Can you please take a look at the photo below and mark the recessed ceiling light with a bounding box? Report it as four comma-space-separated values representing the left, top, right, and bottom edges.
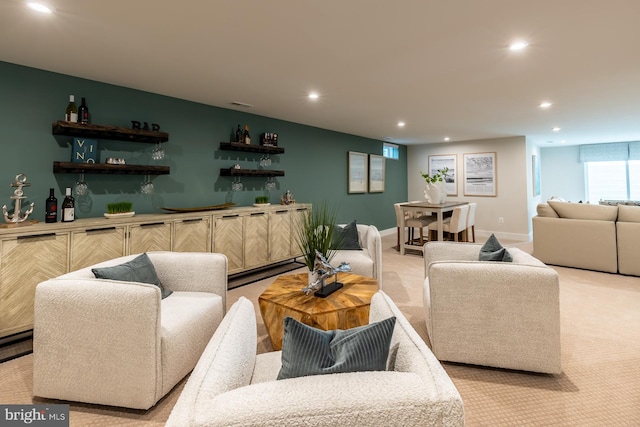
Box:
397, 121, 405, 128
509, 41, 529, 51
552, 127, 561, 132
560, 140, 566, 144
26, 2, 54, 13
308, 92, 319, 100
539, 101, 552, 108
444, 137, 450, 141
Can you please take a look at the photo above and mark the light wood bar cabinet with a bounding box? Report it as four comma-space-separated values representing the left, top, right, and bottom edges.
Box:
0, 203, 310, 339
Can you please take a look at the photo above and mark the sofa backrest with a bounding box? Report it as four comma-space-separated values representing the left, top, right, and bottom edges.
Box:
617, 205, 640, 223
547, 200, 618, 221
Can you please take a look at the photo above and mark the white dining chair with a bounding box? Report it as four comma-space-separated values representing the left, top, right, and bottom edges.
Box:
428, 204, 469, 242
394, 203, 434, 249
464, 202, 477, 242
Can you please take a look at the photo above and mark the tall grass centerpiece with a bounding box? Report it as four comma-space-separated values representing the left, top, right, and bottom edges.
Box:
295, 203, 341, 273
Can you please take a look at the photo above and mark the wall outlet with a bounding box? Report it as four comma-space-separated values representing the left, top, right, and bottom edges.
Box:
498, 217, 504, 224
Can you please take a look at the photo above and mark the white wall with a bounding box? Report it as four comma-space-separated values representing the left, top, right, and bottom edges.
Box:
539, 145, 585, 202
407, 136, 531, 241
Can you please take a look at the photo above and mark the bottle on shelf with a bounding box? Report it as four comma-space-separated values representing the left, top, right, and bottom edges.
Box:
45, 188, 58, 223
78, 97, 89, 124
61, 187, 75, 222
65, 95, 78, 123
243, 125, 251, 145
235, 124, 242, 143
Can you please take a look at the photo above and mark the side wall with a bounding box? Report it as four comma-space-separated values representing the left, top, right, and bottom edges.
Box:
0, 61, 407, 230
407, 136, 530, 241
539, 145, 585, 202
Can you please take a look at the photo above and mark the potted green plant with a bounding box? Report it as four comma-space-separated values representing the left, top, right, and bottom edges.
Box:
420, 167, 448, 204
254, 196, 270, 207
104, 201, 135, 218
295, 203, 341, 281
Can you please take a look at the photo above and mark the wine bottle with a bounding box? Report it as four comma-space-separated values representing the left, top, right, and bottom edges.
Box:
235, 124, 242, 143
61, 187, 75, 222
45, 188, 58, 223
78, 97, 89, 124
65, 95, 78, 122
243, 125, 251, 144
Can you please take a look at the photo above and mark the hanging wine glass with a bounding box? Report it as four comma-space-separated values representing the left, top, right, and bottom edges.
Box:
231, 176, 243, 191
265, 177, 276, 191
140, 175, 154, 195
74, 173, 89, 196
152, 142, 165, 160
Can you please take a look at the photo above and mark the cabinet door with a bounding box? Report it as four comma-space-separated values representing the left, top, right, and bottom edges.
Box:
70, 226, 126, 270
214, 214, 243, 273
128, 222, 171, 254
290, 206, 309, 257
173, 217, 211, 252
269, 209, 292, 261
0, 232, 69, 338
244, 212, 269, 269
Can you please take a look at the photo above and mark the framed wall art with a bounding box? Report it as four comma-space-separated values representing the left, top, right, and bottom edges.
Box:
348, 151, 368, 193
368, 154, 385, 193
463, 152, 497, 197
428, 154, 457, 196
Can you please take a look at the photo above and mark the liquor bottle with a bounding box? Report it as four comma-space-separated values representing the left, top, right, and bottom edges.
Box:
45, 188, 58, 223
78, 97, 89, 124
65, 95, 78, 122
243, 125, 250, 144
61, 187, 75, 222
235, 124, 242, 143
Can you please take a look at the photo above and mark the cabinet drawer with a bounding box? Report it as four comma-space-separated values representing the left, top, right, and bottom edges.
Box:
128, 222, 171, 254
70, 226, 126, 270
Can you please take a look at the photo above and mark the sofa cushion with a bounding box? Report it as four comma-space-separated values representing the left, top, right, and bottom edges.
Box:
92, 253, 172, 299
331, 220, 362, 250
277, 316, 396, 380
536, 203, 559, 218
548, 200, 618, 221
617, 205, 640, 223
479, 234, 513, 262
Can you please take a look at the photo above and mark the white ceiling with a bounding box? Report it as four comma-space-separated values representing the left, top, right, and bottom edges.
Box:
2, 0, 640, 147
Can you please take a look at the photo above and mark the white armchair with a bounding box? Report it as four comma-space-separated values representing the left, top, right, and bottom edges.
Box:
422, 241, 561, 374
33, 251, 228, 409
331, 224, 383, 288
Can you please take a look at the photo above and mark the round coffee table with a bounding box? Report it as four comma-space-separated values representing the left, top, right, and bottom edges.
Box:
258, 272, 379, 350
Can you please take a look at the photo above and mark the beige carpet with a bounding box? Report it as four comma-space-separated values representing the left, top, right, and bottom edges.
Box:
1, 235, 639, 426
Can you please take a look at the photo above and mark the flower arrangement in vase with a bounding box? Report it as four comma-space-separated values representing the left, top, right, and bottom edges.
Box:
420, 167, 449, 204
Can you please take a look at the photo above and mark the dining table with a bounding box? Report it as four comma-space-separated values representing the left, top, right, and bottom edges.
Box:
399, 201, 469, 255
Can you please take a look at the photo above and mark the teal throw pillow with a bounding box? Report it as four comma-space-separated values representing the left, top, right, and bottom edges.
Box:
277, 316, 396, 380
92, 253, 173, 299
331, 220, 361, 250
479, 234, 513, 262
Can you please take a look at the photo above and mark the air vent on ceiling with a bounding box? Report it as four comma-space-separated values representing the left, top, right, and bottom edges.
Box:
231, 101, 254, 108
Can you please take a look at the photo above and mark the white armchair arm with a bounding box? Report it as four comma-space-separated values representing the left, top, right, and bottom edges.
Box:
147, 252, 228, 310
33, 278, 163, 408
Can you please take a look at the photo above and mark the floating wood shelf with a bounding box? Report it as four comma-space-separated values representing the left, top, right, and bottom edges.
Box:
220, 168, 284, 177
52, 121, 169, 144
53, 162, 170, 175
220, 142, 284, 154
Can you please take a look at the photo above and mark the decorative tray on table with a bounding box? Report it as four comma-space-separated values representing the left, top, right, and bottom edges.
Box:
160, 202, 237, 213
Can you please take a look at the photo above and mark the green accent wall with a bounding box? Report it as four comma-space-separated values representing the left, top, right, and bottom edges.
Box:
0, 61, 406, 230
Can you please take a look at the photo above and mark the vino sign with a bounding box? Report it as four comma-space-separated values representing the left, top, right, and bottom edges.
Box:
71, 138, 98, 163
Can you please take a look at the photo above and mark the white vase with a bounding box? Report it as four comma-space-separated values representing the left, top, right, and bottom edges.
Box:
424, 181, 448, 204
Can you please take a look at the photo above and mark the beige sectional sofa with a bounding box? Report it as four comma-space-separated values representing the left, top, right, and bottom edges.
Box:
532, 200, 640, 275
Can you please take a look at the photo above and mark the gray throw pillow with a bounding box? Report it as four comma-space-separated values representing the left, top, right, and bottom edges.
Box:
277, 316, 396, 380
479, 234, 513, 262
92, 253, 172, 299
331, 220, 361, 250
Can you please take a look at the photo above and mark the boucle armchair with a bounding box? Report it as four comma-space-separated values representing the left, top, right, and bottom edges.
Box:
423, 241, 561, 374
33, 251, 228, 410
166, 292, 464, 426
331, 223, 383, 288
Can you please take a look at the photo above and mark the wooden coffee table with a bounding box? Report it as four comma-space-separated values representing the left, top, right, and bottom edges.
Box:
258, 272, 379, 350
